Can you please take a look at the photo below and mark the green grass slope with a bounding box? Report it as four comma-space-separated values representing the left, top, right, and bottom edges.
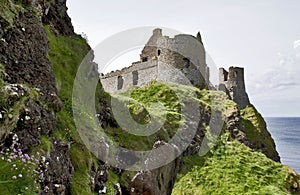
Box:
241, 105, 280, 161
172, 133, 299, 195
100, 81, 300, 194
108, 82, 299, 195
45, 26, 100, 194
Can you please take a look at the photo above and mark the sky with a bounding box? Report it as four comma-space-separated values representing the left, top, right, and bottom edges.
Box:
66, 0, 300, 117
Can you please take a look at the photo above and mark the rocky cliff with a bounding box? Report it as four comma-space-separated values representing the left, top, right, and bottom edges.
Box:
0, 0, 299, 195
0, 0, 98, 194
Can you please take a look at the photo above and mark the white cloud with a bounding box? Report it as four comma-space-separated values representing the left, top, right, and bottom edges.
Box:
247, 50, 300, 96
293, 40, 300, 49
294, 40, 300, 59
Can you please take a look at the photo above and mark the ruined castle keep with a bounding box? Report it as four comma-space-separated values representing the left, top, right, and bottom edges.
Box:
100, 28, 209, 93
100, 28, 250, 109
219, 67, 250, 109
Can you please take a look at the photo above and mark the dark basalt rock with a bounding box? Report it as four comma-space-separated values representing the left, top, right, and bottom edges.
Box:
90, 165, 109, 194
0, 11, 60, 107
41, 0, 75, 36
41, 138, 73, 195
14, 100, 56, 151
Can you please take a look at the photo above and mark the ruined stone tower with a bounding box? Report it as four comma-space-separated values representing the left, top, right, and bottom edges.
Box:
100, 29, 250, 111
100, 28, 209, 93
219, 67, 250, 109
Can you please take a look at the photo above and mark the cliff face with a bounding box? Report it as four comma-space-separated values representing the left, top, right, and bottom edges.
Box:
0, 0, 81, 194
0, 1, 298, 195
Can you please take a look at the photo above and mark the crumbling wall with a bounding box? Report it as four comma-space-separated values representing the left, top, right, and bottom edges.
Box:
148, 30, 208, 85
100, 28, 210, 93
219, 67, 250, 109
101, 60, 158, 93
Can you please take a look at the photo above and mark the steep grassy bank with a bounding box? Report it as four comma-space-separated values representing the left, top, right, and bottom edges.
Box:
45, 26, 101, 194
101, 81, 299, 194
172, 133, 299, 194
240, 105, 280, 161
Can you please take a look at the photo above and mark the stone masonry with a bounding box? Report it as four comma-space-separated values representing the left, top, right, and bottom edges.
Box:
100, 28, 250, 110
100, 28, 209, 93
219, 67, 250, 109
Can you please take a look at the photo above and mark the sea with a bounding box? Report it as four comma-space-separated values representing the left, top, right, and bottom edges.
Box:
265, 117, 300, 173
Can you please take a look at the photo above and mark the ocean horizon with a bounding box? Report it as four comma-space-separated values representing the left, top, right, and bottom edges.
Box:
265, 117, 300, 173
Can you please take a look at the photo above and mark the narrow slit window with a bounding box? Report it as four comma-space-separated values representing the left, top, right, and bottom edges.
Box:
132, 71, 138, 85
117, 76, 124, 90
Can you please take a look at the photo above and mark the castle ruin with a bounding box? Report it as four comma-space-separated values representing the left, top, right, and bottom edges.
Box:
219, 67, 250, 109
100, 28, 209, 93
100, 28, 250, 109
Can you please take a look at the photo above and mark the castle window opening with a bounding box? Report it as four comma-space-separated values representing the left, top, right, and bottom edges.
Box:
183, 58, 190, 68
224, 76, 227, 81
132, 71, 138, 85
234, 71, 238, 78
117, 76, 124, 90
157, 49, 161, 56
223, 71, 228, 81
142, 57, 148, 62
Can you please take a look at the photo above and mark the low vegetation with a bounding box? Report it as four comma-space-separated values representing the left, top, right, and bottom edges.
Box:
173, 133, 299, 195
45, 25, 100, 194
241, 105, 279, 160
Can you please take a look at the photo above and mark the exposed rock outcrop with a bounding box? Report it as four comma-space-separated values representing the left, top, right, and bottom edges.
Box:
41, 0, 74, 36
42, 138, 73, 195
0, 0, 74, 193
0, 11, 59, 104
129, 141, 182, 195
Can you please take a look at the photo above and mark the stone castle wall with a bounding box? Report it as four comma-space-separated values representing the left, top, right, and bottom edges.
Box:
100, 60, 158, 93
219, 67, 250, 109
101, 29, 250, 113
100, 28, 209, 93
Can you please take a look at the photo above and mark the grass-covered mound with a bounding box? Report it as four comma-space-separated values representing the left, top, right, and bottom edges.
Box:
105, 82, 185, 151
99, 82, 225, 190
172, 133, 300, 195
104, 81, 229, 151
241, 105, 280, 161
102, 82, 299, 194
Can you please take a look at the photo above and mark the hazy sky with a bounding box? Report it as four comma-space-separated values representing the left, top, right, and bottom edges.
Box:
67, 0, 300, 117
